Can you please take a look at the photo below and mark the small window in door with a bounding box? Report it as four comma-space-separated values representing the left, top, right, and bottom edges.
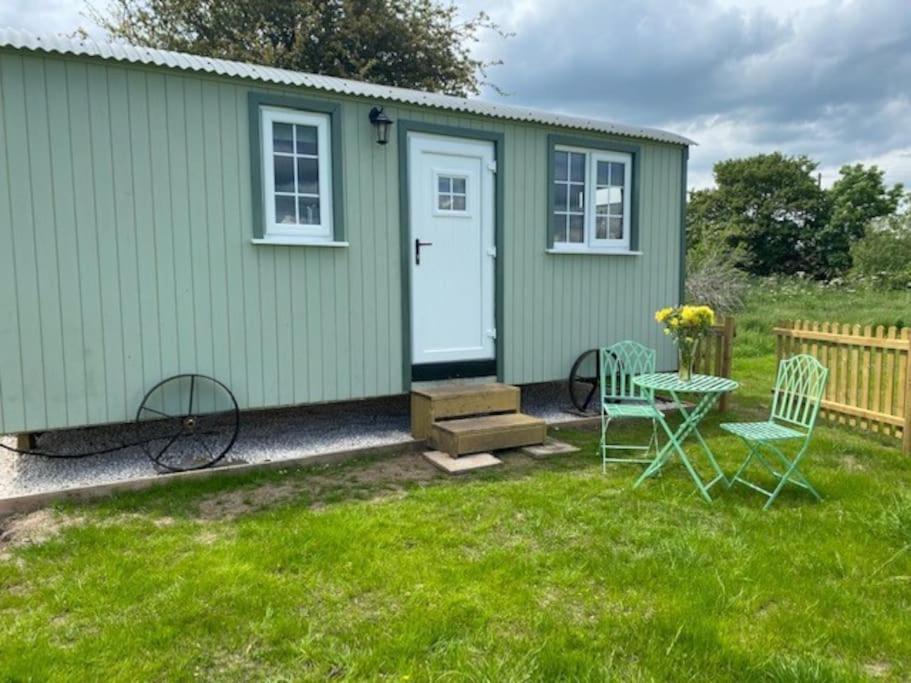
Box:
436, 174, 468, 213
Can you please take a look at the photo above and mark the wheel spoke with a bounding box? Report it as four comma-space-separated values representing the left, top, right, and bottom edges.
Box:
139, 406, 174, 419
582, 384, 598, 410
156, 431, 183, 460
192, 433, 214, 460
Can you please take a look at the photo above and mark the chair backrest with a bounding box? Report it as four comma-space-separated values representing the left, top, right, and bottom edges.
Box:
600, 341, 656, 403
769, 354, 829, 432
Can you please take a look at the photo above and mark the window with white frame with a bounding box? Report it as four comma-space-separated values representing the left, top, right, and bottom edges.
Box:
436, 174, 468, 212
551, 146, 632, 251
261, 106, 333, 241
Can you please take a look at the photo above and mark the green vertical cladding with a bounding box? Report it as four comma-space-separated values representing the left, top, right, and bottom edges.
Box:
0, 48, 687, 434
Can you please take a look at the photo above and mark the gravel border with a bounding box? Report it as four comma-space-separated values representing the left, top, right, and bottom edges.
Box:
0, 380, 684, 501
1, 382, 598, 500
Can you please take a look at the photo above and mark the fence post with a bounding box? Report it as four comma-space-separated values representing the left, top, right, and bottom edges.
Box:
718, 316, 735, 412
904, 332, 911, 456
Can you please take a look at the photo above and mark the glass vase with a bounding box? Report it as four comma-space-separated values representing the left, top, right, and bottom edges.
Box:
678, 339, 698, 382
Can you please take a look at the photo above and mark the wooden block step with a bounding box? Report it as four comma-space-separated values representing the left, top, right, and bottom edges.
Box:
430, 412, 547, 457
422, 451, 502, 475
411, 383, 521, 439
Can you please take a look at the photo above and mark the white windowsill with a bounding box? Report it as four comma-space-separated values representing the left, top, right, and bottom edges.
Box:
252, 237, 350, 247
546, 247, 642, 256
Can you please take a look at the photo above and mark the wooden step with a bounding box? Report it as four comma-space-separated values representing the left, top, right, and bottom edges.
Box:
430, 413, 547, 457
411, 383, 520, 439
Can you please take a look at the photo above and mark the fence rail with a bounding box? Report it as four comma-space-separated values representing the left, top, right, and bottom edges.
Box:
696, 317, 736, 411
774, 320, 911, 454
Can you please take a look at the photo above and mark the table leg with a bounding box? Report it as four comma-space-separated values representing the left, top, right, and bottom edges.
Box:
669, 390, 729, 491
633, 390, 728, 501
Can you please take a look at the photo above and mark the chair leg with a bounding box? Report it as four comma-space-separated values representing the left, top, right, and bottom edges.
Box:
731, 438, 822, 509
728, 440, 760, 488
601, 415, 659, 468
762, 444, 821, 508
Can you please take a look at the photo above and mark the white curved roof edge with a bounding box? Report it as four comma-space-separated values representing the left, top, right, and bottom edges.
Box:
0, 27, 695, 146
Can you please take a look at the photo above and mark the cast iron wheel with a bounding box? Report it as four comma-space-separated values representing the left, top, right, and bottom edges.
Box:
568, 348, 622, 413
135, 374, 239, 472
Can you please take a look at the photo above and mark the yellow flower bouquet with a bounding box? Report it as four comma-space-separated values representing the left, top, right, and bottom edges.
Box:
654, 305, 716, 381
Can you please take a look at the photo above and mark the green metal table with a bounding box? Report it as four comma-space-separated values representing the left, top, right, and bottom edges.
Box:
632, 373, 739, 502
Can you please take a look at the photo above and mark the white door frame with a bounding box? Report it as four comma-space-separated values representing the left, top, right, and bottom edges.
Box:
400, 124, 501, 384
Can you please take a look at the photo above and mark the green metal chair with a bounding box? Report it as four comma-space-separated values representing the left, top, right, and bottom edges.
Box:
599, 341, 662, 473
722, 354, 829, 510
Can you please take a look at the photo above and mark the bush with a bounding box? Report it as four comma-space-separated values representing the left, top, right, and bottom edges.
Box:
850, 213, 911, 290
685, 247, 748, 315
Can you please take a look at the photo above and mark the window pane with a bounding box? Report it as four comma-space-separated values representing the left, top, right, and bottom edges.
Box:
275, 195, 296, 224
273, 123, 294, 153
597, 161, 610, 186
595, 186, 623, 221
298, 196, 321, 225
551, 213, 568, 243
438, 176, 451, 193
609, 162, 625, 185
569, 153, 585, 182
568, 184, 584, 212
609, 190, 624, 216
438, 194, 452, 210
452, 195, 466, 211
554, 151, 568, 182
297, 157, 319, 194
296, 125, 318, 155
596, 215, 608, 240
273, 155, 295, 192
554, 183, 568, 211
609, 216, 623, 239
452, 177, 466, 194
568, 214, 584, 242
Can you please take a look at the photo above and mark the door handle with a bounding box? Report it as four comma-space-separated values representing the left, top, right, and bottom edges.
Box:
414, 238, 433, 265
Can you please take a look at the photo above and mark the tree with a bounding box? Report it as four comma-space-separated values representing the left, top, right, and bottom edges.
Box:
89, 0, 504, 96
807, 164, 904, 277
850, 211, 911, 290
686, 153, 826, 276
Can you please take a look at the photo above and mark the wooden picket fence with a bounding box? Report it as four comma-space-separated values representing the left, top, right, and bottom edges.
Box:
774, 320, 911, 454
695, 316, 736, 411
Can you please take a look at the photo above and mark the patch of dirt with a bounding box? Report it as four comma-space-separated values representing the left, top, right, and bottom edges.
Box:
0, 509, 84, 559
194, 453, 441, 520
196, 483, 301, 521
840, 454, 867, 472
195, 529, 220, 545
863, 661, 892, 678
342, 453, 440, 486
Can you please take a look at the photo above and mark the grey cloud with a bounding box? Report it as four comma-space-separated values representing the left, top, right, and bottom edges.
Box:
476, 0, 911, 185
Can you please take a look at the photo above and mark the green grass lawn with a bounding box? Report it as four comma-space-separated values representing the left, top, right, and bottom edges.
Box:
2, 281, 910, 681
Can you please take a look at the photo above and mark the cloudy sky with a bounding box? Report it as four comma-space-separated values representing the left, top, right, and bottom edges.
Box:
2, 0, 910, 190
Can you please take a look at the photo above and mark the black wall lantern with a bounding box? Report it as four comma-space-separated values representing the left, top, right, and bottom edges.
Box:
369, 106, 393, 145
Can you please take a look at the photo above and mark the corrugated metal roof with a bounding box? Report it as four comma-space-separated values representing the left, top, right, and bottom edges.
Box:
0, 28, 695, 146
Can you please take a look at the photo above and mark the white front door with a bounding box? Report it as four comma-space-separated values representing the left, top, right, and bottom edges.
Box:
408, 132, 496, 369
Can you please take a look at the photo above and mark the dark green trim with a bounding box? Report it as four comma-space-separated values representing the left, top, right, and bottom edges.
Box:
412, 360, 498, 382
545, 134, 642, 250
247, 91, 345, 241
397, 120, 506, 391
679, 147, 689, 305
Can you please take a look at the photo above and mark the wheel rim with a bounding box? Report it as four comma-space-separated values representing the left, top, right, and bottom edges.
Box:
135, 374, 240, 472
568, 349, 601, 413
